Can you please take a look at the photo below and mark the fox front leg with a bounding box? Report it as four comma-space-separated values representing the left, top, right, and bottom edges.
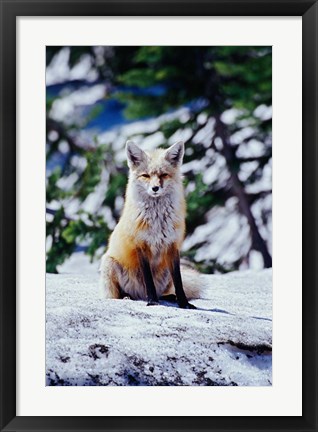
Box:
140, 256, 159, 306
170, 253, 196, 310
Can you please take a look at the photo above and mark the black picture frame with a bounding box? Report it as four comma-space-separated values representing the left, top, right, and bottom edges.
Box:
0, 1, 317, 431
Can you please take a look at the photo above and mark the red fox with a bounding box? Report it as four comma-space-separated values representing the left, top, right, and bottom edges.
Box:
99, 140, 200, 308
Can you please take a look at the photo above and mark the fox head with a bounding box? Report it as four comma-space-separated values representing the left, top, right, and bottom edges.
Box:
126, 140, 184, 198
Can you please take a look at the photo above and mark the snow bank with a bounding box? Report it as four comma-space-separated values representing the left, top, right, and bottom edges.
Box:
46, 269, 272, 386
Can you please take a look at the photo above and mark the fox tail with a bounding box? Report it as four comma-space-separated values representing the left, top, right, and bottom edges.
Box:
163, 263, 208, 300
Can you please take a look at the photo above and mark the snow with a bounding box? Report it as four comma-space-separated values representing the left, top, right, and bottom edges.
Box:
231, 127, 256, 145
182, 206, 251, 264
57, 251, 100, 275
46, 47, 98, 85
236, 139, 265, 158
50, 84, 106, 123
46, 269, 272, 386
254, 104, 272, 121
221, 108, 241, 125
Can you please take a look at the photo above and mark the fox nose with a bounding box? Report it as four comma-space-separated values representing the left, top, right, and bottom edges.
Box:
152, 186, 159, 192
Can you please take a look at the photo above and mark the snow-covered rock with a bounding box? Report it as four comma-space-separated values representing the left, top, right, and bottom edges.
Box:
46, 270, 272, 386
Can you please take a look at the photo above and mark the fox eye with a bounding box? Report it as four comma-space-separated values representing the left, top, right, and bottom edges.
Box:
141, 173, 150, 178
161, 173, 169, 178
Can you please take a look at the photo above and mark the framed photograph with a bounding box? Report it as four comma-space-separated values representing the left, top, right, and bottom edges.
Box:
0, 0, 317, 431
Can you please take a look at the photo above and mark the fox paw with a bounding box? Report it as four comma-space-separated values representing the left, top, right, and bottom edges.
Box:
147, 300, 159, 306
180, 302, 197, 310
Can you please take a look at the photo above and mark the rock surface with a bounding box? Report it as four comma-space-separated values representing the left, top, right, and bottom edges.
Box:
46, 270, 272, 386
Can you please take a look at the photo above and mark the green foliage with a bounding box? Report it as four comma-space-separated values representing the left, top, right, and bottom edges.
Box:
160, 118, 190, 140
115, 92, 165, 119
46, 208, 111, 273
46, 207, 76, 273
62, 214, 110, 258
185, 175, 220, 234
86, 219, 110, 260
46, 168, 63, 202
114, 46, 272, 118
76, 145, 106, 200
62, 219, 88, 244
46, 168, 72, 201
103, 172, 127, 209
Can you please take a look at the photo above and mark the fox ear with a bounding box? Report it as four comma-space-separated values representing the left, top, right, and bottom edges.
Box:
165, 141, 184, 166
126, 141, 147, 167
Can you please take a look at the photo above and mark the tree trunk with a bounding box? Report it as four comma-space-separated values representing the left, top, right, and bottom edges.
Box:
214, 116, 272, 268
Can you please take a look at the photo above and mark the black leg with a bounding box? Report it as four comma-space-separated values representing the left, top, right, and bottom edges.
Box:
140, 256, 159, 306
171, 253, 196, 309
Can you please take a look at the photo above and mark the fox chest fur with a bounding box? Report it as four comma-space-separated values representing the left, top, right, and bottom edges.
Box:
133, 193, 185, 254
